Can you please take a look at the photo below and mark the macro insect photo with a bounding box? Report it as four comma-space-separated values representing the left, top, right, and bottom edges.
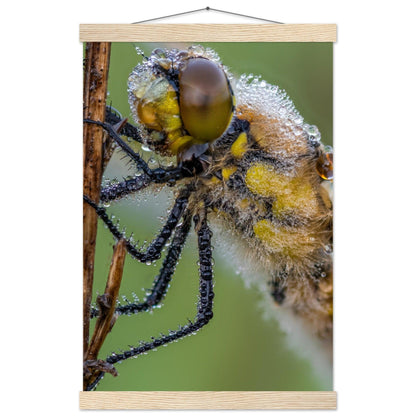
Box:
83, 42, 333, 392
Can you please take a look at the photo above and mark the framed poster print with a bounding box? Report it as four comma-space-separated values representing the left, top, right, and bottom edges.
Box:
81, 23, 336, 409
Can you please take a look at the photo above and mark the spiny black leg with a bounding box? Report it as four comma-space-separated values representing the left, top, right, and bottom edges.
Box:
100, 169, 187, 202
84, 118, 151, 175
102, 212, 214, 367
84, 188, 190, 266
108, 210, 192, 317
86, 213, 213, 390
100, 175, 151, 203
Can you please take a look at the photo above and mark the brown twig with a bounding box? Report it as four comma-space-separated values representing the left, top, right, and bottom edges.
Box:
83, 238, 127, 390
83, 42, 111, 358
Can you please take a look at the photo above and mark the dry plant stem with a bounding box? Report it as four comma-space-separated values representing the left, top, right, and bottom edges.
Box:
87, 238, 127, 360
83, 42, 111, 358
83, 239, 127, 390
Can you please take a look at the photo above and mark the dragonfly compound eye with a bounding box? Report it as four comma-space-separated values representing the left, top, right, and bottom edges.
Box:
179, 58, 234, 143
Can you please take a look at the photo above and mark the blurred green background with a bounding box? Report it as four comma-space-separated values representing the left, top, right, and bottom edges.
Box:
90, 42, 333, 391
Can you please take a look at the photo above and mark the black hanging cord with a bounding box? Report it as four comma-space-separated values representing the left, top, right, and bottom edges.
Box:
132, 6, 283, 25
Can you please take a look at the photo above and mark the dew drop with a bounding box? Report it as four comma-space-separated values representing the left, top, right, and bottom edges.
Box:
189, 45, 204, 55
141, 144, 151, 152
135, 46, 144, 57
316, 152, 333, 181
147, 157, 158, 169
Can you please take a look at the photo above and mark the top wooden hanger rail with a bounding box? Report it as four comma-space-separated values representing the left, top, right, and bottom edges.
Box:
79, 24, 337, 42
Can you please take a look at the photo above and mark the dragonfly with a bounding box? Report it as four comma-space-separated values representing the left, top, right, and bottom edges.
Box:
84, 42, 333, 391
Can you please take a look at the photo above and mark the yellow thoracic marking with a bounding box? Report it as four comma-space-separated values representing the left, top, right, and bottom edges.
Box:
253, 219, 316, 258
253, 219, 285, 252
221, 166, 237, 180
245, 163, 319, 218
272, 180, 318, 217
230, 132, 248, 159
245, 163, 279, 197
